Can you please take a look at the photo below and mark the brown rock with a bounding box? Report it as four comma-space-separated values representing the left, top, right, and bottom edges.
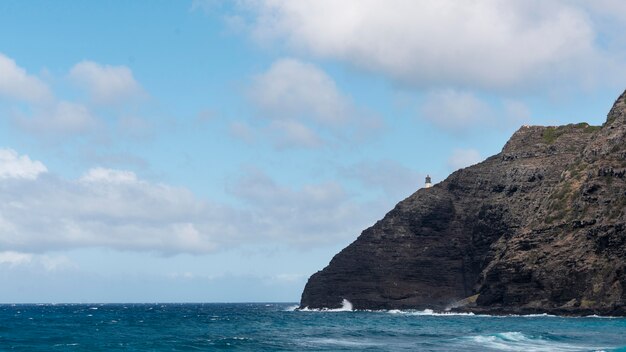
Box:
299, 90, 626, 316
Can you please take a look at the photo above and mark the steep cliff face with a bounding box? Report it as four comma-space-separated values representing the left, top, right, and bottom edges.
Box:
300, 90, 626, 315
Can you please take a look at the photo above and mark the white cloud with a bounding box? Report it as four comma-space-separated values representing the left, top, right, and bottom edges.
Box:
0, 150, 380, 254
0, 166, 219, 254
39, 254, 75, 272
227, 168, 382, 246
447, 148, 483, 170
80, 167, 138, 183
69, 61, 144, 104
0, 149, 47, 180
13, 101, 99, 137
0, 53, 52, 103
0, 251, 33, 267
237, 0, 619, 90
0, 251, 74, 271
243, 58, 381, 148
0, 54, 154, 144
250, 58, 352, 125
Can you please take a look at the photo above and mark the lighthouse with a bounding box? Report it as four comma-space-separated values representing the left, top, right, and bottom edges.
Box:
425, 175, 432, 188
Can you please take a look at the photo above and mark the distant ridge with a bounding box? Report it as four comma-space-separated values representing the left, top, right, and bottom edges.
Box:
300, 90, 626, 316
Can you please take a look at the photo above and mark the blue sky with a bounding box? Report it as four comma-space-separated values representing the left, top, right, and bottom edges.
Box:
0, 0, 625, 303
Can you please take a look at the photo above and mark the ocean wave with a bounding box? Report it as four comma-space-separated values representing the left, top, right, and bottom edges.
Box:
298, 299, 353, 312
461, 331, 607, 352
292, 304, 622, 320
386, 308, 479, 316
302, 337, 382, 348
284, 305, 299, 311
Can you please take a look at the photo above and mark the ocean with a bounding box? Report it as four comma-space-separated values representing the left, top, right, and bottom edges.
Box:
1, 303, 625, 351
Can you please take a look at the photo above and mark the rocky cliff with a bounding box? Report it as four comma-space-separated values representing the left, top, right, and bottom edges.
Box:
300, 90, 626, 316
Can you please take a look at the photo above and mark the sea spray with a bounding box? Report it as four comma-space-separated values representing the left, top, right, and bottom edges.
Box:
298, 298, 353, 312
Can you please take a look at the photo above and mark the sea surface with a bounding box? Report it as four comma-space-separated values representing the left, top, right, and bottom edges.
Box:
1, 302, 625, 351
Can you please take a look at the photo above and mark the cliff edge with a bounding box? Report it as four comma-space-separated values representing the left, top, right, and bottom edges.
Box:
299, 90, 626, 316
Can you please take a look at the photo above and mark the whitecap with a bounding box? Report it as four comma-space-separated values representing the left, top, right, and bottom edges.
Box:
462, 331, 607, 352
284, 305, 299, 311
383, 308, 479, 316
583, 314, 620, 319
304, 338, 382, 348
299, 299, 353, 312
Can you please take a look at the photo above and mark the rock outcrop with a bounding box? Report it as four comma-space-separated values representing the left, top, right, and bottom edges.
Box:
300, 90, 626, 316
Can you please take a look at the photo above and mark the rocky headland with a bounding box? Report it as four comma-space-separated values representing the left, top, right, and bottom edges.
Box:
300, 90, 626, 316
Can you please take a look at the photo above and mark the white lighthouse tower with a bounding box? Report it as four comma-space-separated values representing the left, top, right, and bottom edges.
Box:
425, 175, 432, 188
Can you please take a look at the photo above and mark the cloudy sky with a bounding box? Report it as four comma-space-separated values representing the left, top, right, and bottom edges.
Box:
0, 0, 625, 303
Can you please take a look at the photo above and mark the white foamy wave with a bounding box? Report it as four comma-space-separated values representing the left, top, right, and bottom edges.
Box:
583, 314, 620, 319
284, 305, 299, 311
515, 313, 556, 318
388, 308, 478, 316
463, 331, 607, 352
299, 299, 354, 312
303, 337, 382, 348
383, 309, 561, 318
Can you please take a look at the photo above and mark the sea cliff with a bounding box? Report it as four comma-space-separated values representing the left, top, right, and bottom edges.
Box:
300, 90, 626, 316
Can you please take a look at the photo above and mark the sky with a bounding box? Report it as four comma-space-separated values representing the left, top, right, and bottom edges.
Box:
0, 0, 625, 303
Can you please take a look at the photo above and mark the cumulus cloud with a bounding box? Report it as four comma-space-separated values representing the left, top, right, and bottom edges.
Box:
235, 0, 620, 90
447, 148, 483, 170
0, 251, 74, 271
69, 61, 144, 104
13, 101, 99, 137
80, 167, 138, 183
0, 251, 33, 267
0, 150, 379, 254
250, 58, 352, 125
242, 58, 381, 148
0, 54, 154, 145
0, 167, 221, 254
228, 168, 381, 245
0, 53, 52, 103
0, 149, 48, 180
0, 54, 98, 139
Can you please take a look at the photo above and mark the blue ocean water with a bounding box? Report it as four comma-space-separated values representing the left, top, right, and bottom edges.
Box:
0, 303, 625, 351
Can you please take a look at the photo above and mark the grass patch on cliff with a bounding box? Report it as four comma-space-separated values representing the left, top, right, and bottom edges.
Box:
567, 160, 587, 180
546, 181, 574, 223
575, 122, 602, 133
543, 123, 601, 145
542, 127, 565, 144
584, 125, 602, 133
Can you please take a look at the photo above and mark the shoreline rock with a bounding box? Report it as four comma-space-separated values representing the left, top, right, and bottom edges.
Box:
299, 90, 626, 316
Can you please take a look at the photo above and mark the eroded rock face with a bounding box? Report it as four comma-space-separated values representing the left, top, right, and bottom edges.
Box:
300, 90, 626, 316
